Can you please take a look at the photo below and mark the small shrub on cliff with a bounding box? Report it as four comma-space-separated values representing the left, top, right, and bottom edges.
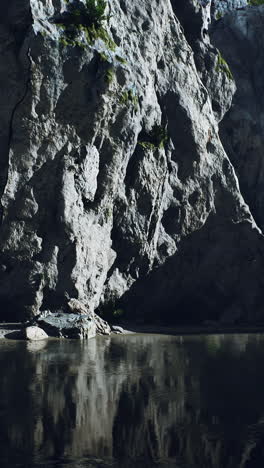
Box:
138, 124, 168, 150
98, 301, 126, 323
115, 55, 127, 64
150, 124, 168, 148
248, 0, 264, 5
105, 67, 115, 84
216, 52, 233, 81
113, 308, 125, 318
55, 0, 116, 49
120, 89, 138, 108
63, 0, 107, 29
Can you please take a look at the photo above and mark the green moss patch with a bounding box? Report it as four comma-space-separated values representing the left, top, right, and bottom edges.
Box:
120, 89, 138, 108
216, 52, 233, 81
138, 124, 168, 150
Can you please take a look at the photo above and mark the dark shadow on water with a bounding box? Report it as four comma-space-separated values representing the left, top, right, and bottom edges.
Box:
1, 334, 264, 467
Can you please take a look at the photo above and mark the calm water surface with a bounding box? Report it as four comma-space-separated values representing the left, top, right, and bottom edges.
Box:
0, 333, 264, 468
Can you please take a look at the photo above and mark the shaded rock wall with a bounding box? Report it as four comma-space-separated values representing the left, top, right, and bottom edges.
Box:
0, 0, 263, 323
211, 5, 264, 230
211, 0, 248, 17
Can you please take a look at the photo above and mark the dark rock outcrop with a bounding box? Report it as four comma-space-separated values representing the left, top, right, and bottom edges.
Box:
0, 0, 264, 325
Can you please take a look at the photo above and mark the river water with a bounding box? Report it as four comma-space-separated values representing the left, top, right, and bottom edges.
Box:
0, 333, 264, 468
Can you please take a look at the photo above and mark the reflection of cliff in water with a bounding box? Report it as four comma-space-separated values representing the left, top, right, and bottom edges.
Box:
1, 334, 264, 467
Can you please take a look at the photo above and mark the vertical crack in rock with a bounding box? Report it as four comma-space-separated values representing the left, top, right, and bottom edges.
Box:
1, 47, 32, 223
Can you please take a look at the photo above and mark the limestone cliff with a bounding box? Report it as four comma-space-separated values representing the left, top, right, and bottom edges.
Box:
0, 0, 263, 324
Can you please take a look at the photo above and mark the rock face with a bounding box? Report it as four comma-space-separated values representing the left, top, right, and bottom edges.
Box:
36, 312, 96, 339
0, 0, 264, 325
211, 5, 264, 231
211, 0, 248, 17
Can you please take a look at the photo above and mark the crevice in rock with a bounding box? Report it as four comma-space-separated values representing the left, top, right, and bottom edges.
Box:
158, 92, 200, 182
170, 0, 204, 51
0, 41, 32, 224
162, 205, 181, 236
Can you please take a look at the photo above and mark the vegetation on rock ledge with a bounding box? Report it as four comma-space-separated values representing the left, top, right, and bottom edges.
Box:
216, 52, 233, 81
138, 124, 168, 150
248, 0, 264, 5
120, 89, 138, 109
55, 0, 116, 50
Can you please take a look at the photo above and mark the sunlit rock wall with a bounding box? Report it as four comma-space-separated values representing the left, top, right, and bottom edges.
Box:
0, 0, 264, 324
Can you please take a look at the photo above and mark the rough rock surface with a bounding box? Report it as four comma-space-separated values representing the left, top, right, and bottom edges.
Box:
94, 313, 111, 335
24, 325, 49, 340
211, 0, 248, 17
36, 312, 96, 339
0, 0, 264, 325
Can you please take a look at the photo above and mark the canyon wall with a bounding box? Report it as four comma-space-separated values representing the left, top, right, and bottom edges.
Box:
0, 0, 264, 324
